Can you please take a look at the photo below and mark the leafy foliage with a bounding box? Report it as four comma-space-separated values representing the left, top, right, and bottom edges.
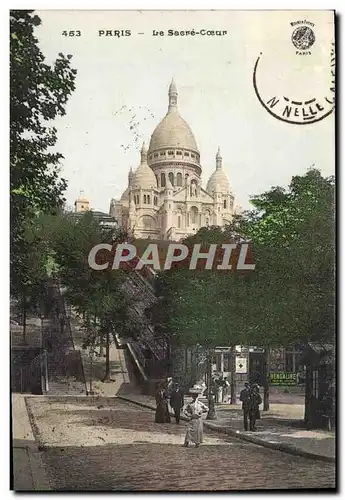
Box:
148, 169, 335, 352
10, 10, 77, 298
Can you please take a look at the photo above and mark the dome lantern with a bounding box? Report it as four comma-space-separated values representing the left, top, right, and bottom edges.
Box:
168, 78, 178, 111
148, 80, 199, 157
128, 166, 134, 185
216, 147, 222, 170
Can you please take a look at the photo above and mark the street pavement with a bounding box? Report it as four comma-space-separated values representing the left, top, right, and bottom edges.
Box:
119, 393, 335, 461
68, 319, 335, 462
11, 394, 51, 491
26, 396, 335, 491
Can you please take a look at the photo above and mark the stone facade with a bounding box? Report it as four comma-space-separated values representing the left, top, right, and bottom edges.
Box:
110, 80, 238, 241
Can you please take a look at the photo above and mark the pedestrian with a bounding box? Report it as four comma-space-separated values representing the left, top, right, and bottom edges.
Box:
222, 377, 230, 403
249, 384, 262, 431
239, 382, 252, 431
155, 382, 171, 423
212, 376, 219, 403
169, 382, 184, 424
183, 386, 208, 448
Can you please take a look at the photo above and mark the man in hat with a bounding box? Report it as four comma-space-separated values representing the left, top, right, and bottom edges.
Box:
183, 386, 208, 447
249, 384, 262, 431
239, 382, 252, 431
169, 382, 184, 424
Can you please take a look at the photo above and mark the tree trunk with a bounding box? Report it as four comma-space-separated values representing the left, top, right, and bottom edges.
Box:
206, 349, 216, 420
22, 292, 27, 344
230, 345, 236, 404
89, 351, 94, 395
304, 362, 313, 427
263, 348, 270, 411
102, 329, 111, 382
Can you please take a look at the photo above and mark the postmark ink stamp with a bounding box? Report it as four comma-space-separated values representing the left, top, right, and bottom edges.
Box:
253, 42, 335, 125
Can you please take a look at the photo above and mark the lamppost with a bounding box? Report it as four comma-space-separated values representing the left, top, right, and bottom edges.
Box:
40, 314, 48, 392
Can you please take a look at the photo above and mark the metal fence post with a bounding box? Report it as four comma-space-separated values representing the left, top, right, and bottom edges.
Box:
45, 350, 49, 392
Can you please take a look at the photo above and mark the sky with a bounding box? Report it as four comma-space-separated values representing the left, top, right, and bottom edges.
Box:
35, 9, 335, 213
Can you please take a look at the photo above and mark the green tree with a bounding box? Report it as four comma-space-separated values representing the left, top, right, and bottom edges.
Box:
147, 169, 334, 424
10, 10, 76, 302
146, 229, 248, 418
43, 210, 137, 382
225, 169, 335, 416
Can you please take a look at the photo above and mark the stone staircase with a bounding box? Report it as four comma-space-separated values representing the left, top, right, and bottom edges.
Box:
42, 280, 86, 395
119, 263, 170, 380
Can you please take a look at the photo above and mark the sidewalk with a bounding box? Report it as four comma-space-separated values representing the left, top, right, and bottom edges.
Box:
11, 394, 51, 491
116, 392, 335, 463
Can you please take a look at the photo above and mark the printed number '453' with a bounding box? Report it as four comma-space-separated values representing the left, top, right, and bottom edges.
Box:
62, 31, 81, 37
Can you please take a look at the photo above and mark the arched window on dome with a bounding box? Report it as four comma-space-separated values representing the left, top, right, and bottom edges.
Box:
191, 206, 198, 224
176, 173, 182, 187
147, 195, 151, 204
224, 199, 227, 209
168, 172, 174, 186
161, 172, 166, 187
206, 217, 209, 226
155, 175, 159, 187
143, 195, 147, 204
154, 196, 158, 206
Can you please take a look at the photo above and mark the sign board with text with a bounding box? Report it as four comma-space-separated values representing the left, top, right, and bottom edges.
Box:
236, 357, 247, 373
269, 373, 297, 386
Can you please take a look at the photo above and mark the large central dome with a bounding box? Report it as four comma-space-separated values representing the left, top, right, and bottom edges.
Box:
148, 80, 199, 153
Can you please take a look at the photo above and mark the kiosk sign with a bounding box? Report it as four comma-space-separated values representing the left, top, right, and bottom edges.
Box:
270, 373, 297, 386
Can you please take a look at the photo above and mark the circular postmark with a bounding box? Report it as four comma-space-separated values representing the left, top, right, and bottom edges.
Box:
291, 26, 315, 51
253, 43, 335, 125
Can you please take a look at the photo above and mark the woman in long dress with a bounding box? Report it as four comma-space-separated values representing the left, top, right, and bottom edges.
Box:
183, 392, 208, 447
155, 383, 171, 423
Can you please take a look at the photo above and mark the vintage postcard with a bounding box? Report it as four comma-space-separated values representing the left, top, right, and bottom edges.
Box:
10, 10, 336, 492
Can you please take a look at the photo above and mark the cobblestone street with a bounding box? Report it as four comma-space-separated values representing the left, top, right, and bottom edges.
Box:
27, 397, 335, 491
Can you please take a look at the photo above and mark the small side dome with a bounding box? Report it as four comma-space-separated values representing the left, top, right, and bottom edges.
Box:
132, 142, 157, 190
206, 148, 231, 194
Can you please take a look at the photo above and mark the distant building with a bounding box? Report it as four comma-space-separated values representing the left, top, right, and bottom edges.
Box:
72, 192, 118, 229
74, 191, 90, 213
